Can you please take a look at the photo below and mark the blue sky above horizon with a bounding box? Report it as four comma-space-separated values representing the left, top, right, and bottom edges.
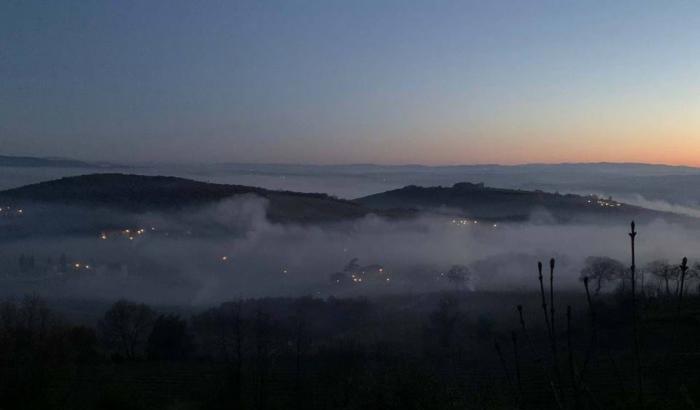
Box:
2, 1, 700, 165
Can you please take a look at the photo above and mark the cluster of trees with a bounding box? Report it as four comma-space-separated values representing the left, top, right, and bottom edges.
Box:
445, 264, 473, 290
0, 293, 510, 409
15, 253, 69, 276
2, 248, 700, 408
0, 286, 698, 409
579, 255, 700, 296
0, 296, 100, 407
98, 300, 193, 361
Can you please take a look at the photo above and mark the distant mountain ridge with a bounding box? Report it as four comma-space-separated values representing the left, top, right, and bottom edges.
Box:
206, 161, 700, 176
185, 162, 700, 205
0, 155, 120, 168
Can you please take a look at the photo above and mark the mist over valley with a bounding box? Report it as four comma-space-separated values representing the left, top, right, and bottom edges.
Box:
2, 168, 699, 308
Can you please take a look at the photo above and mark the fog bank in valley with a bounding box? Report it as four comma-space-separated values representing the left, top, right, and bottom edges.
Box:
2, 195, 699, 306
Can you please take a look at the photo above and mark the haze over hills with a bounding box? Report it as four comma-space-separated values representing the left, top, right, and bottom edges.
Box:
0, 154, 121, 169
0, 174, 369, 225
4, 156, 700, 211
4, 154, 699, 175
203, 163, 700, 212
357, 182, 693, 225
0, 174, 694, 234
206, 161, 700, 176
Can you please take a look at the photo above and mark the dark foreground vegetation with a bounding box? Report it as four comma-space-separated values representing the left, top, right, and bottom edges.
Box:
2, 223, 700, 409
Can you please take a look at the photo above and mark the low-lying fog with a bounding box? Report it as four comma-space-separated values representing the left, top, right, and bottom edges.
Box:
1, 195, 699, 306
5, 163, 700, 208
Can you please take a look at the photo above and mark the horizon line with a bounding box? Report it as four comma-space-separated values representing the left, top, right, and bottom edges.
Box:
3, 153, 700, 170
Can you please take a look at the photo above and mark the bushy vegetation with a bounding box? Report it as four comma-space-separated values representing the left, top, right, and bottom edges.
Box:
1, 223, 700, 409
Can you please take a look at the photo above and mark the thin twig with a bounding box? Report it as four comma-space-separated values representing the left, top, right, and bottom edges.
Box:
629, 221, 643, 405
517, 305, 562, 409
512, 331, 523, 406
577, 277, 597, 388
567, 305, 580, 410
495, 340, 518, 408
548, 259, 564, 400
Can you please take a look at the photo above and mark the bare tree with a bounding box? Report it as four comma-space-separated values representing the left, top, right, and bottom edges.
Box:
428, 295, 461, 350
191, 301, 246, 405
689, 262, 700, 294
645, 259, 680, 297
99, 299, 155, 360
291, 298, 314, 410
147, 314, 193, 360
254, 308, 272, 410
446, 264, 472, 290
579, 256, 625, 295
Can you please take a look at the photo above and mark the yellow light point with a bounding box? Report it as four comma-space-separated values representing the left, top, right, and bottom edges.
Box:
379, 268, 383, 272
100, 234, 107, 240
17, 209, 23, 214
221, 256, 228, 261
74, 263, 80, 268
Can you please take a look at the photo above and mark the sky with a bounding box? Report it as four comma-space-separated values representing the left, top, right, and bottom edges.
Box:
1, 0, 700, 165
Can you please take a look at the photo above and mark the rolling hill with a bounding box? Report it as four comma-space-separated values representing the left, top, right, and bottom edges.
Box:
0, 175, 694, 231
356, 182, 692, 224
0, 173, 370, 224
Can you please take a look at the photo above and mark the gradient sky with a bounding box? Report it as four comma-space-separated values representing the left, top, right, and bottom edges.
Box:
2, 1, 700, 165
